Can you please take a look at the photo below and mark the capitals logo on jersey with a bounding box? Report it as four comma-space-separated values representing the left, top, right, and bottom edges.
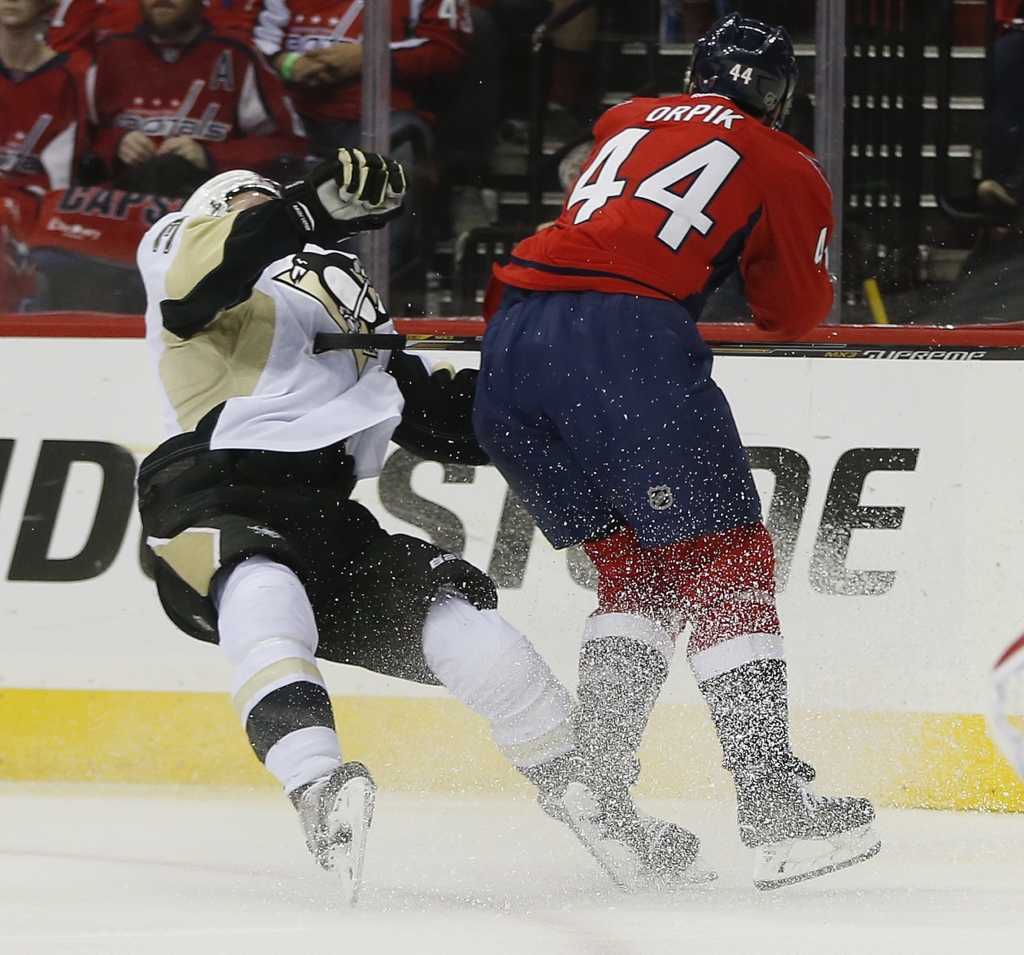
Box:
89, 27, 305, 174
111, 51, 237, 143
0, 115, 55, 178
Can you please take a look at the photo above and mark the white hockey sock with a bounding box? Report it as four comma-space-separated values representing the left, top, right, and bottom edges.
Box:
421, 592, 574, 768
215, 556, 342, 792
265, 727, 344, 796
581, 612, 675, 667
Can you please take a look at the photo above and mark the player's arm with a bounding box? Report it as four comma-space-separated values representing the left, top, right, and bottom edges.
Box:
159, 150, 406, 339
386, 351, 489, 465
739, 152, 834, 339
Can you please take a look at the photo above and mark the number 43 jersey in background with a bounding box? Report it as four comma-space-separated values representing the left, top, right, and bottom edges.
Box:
496, 93, 834, 340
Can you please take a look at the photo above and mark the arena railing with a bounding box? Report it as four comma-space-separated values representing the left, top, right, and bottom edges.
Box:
3, 313, 1024, 358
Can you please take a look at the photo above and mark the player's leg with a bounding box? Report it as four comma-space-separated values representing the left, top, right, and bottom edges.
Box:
567, 525, 715, 887
420, 586, 712, 890
475, 294, 710, 887
420, 589, 575, 775
669, 522, 880, 889
214, 555, 373, 902
137, 440, 378, 900
311, 529, 577, 772
510, 290, 879, 888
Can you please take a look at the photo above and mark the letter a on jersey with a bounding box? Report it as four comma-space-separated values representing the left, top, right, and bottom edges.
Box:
209, 51, 234, 92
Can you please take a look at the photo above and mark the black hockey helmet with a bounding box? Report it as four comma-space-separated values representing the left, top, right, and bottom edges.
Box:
687, 14, 798, 128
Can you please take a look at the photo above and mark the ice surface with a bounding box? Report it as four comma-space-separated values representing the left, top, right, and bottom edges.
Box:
1, 782, 1022, 954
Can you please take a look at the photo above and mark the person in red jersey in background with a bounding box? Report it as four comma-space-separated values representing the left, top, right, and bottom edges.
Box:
45, 0, 98, 54
1, 0, 87, 195
253, 0, 472, 282
47, 0, 265, 55
87, 0, 306, 198
205, 0, 263, 38
474, 15, 881, 892
253, 0, 469, 144
1, 0, 88, 308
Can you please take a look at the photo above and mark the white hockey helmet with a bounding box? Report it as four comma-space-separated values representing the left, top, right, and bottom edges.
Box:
181, 170, 281, 217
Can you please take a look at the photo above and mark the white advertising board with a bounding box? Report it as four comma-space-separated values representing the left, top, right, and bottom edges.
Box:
1, 336, 1023, 803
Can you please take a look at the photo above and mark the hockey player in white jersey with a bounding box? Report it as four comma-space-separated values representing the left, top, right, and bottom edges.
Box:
135, 154, 584, 902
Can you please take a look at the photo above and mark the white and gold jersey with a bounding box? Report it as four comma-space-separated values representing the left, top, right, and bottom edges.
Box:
138, 206, 403, 479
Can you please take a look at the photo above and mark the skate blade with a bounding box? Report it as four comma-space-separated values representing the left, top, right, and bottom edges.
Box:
752, 824, 881, 891
562, 782, 717, 892
323, 775, 376, 905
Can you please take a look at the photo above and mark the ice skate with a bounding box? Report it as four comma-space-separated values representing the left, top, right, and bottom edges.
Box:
290, 761, 376, 903
736, 762, 880, 891
525, 753, 717, 891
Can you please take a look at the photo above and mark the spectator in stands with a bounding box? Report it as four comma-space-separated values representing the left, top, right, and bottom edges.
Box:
87, 0, 306, 199
1, 0, 89, 309
253, 0, 472, 285
46, 0, 99, 55
1, 0, 87, 196
48, 0, 266, 56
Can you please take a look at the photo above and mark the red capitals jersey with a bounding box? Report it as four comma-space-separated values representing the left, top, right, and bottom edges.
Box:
87, 23, 306, 176
205, 0, 266, 39
497, 94, 835, 340
254, 0, 471, 123
1, 53, 87, 194
47, 0, 100, 55
48, 0, 265, 55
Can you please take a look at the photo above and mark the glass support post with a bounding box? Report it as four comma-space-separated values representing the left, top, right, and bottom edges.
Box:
815, 0, 845, 323
360, 0, 392, 306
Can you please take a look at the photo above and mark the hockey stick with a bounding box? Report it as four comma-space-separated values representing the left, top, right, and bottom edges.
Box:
312, 331, 1024, 360
313, 332, 484, 353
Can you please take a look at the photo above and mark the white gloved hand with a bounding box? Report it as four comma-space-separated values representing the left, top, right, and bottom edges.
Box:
282, 148, 407, 236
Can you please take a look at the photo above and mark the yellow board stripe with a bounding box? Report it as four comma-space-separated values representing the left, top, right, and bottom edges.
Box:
1, 689, 1023, 810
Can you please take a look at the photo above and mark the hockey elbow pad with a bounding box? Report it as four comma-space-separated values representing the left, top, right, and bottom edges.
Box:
281, 148, 406, 238
388, 351, 491, 467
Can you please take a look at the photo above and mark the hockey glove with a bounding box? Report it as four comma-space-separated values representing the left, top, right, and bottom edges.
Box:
282, 148, 407, 237
388, 352, 491, 466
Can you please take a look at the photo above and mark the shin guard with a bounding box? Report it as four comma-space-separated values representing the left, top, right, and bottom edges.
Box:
574, 617, 673, 789
216, 556, 342, 792
421, 591, 574, 767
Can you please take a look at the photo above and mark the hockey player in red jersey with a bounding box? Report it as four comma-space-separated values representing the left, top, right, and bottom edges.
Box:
87, 0, 306, 197
474, 15, 881, 890
991, 632, 1024, 784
